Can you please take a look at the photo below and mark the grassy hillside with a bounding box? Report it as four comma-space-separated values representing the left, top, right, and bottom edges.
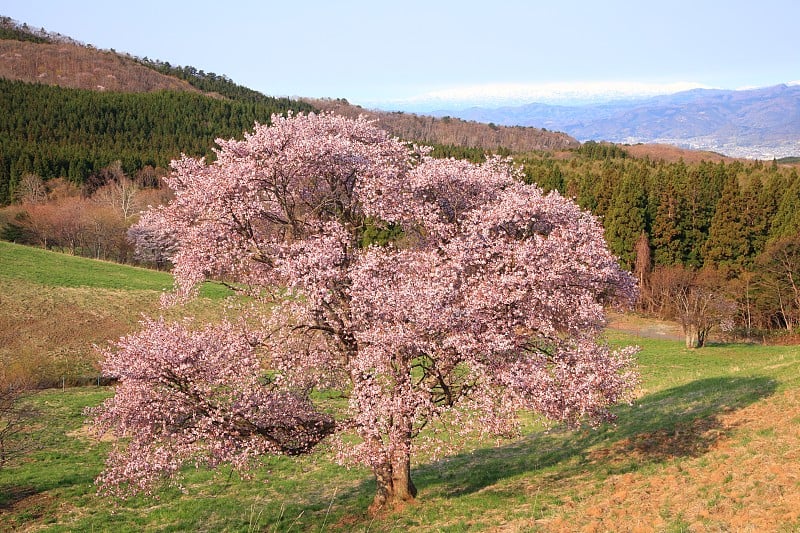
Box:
0, 242, 228, 386
1, 240, 174, 290
0, 240, 230, 296
1, 333, 798, 531
1, 244, 799, 530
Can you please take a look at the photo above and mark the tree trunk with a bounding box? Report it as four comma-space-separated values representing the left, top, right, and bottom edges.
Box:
369, 455, 417, 513
391, 454, 417, 501
684, 323, 700, 349
360, 373, 418, 514
697, 328, 707, 348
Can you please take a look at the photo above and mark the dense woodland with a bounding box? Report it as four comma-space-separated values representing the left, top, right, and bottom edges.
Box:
0, 78, 314, 204
518, 143, 800, 341
521, 142, 799, 268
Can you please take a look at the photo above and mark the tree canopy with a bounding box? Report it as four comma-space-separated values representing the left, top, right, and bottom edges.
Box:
90, 113, 639, 511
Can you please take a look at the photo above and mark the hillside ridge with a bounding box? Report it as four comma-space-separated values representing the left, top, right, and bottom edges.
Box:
307, 98, 579, 153
0, 17, 580, 154
0, 39, 205, 94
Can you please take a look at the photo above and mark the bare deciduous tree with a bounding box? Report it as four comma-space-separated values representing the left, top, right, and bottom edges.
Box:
0, 381, 37, 469
756, 234, 800, 330
92, 163, 141, 221
650, 266, 736, 348
13, 173, 48, 205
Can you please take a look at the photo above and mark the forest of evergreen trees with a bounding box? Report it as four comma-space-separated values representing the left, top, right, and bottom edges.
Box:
0, 78, 314, 204
0, 22, 47, 43
516, 143, 800, 339
518, 142, 799, 270
136, 58, 284, 105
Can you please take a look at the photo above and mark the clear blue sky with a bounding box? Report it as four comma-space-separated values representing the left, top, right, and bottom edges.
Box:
4, 0, 799, 108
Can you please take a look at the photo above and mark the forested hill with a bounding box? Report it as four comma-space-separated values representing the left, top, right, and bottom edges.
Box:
0, 16, 579, 152
0, 74, 310, 203
0, 18, 321, 204
307, 98, 579, 153
0, 17, 582, 204
0, 78, 316, 204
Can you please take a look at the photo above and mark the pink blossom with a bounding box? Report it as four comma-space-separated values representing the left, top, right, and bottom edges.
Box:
97, 113, 638, 509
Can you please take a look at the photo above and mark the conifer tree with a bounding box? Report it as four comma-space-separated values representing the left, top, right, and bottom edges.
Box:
605, 172, 647, 269
681, 164, 720, 266
592, 160, 620, 218
651, 180, 685, 266
702, 174, 748, 270
740, 175, 770, 261
770, 169, 800, 240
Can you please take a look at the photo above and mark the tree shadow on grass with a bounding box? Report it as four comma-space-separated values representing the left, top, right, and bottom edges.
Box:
0, 485, 38, 511
411, 375, 777, 498
312, 375, 777, 526
0, 469, 98, 527
0, 485, 56, 529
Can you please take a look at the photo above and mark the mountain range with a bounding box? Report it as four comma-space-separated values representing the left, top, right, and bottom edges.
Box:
430, 84, 800, 159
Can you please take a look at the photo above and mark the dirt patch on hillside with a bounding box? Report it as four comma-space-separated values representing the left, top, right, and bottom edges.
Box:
527, 388, 800, 531
606, 312, 685, 342
623, 144, 735, 164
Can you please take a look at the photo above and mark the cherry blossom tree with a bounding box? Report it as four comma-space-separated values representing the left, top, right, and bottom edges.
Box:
127, 208, 178, 269
88, 318, 335, 496
91, 112, 638, 510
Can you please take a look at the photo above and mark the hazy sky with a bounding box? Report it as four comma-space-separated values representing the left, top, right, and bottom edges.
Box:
4, 0, 799, 109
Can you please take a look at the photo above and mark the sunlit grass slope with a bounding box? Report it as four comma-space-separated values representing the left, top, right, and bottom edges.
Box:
0, 242, 229, 385
0, 240, 229, 297
1, 323, 799, 530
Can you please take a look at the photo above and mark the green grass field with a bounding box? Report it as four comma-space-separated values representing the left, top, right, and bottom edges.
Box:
0, 240, 230, 298
2, 243, 800, 531
0, 242, 230, 386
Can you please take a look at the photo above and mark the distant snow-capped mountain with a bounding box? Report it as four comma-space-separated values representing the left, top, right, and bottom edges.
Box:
410, 84, 800, 159
367, 81, 711, 112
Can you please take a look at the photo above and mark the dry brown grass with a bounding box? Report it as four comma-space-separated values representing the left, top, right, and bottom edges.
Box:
623, 143, 738, 164
0, 40, 201, 93
0, 274, 231, 387
0, 277, 161, 386
529, 388, 800, 532
607, 311, 685, 342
